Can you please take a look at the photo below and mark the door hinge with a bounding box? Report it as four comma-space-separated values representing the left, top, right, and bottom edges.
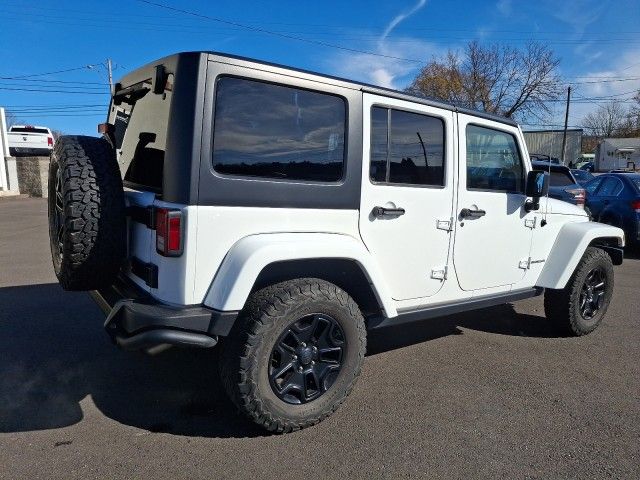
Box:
519, 257, 532, 270
525, 217, 537, 229
436, 217, 453, 232
431, 266, 448, 280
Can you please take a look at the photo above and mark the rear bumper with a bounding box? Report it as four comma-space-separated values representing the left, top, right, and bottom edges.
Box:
91, 275, 238, 353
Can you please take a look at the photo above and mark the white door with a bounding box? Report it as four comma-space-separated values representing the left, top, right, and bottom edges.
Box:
359, 94, 455, 301
453, 114, 534, 291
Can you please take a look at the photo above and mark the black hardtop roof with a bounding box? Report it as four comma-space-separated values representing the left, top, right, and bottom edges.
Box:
123, 51, 519, 128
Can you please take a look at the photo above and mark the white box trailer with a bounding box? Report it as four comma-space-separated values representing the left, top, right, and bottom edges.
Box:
595, 138, 640, 171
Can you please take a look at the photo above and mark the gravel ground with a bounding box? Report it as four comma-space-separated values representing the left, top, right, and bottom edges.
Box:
0, 197, 638, 479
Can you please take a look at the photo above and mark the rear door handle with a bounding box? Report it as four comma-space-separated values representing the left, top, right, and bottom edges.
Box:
460, 207, 486, 219
372, 206, 406, 218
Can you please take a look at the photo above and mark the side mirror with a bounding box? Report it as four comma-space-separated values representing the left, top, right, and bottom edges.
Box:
525, 170, 549, 211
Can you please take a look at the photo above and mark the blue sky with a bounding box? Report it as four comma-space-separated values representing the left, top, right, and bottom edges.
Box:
1, 0, 639, 135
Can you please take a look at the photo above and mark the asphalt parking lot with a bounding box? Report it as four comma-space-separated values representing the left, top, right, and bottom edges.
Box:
0, 197, 639, 479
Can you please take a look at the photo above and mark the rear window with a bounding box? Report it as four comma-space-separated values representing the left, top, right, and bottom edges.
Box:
10, 127, 49, 134
548, 170, 575, 187
533, 167, 575, 187
212, 76, 346, 182
111, 77, 173, 193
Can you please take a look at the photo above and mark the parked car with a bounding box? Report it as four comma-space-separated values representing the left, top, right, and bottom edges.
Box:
584, 173, 640, 247
531, 161, 585, 207
571, 168, 595, 186
47, 52, 624, 433
7, 125, 54, 156
530, 153, 561, 164
580, 161, 595, 172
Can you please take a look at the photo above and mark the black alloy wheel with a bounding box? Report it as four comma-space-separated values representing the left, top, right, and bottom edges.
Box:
51, 163, 65, 261
579, 267, 606, 320
269, 313, 346, 405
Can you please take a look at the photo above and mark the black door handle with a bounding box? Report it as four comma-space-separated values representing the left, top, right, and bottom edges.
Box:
460, 208, 486, 219
372, 206, 406, 218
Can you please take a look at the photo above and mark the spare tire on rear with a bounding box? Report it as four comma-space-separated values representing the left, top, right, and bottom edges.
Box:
48, 136, 126, 291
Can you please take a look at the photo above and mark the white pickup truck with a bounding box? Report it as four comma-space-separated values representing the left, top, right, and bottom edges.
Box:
8, 125, 54, 156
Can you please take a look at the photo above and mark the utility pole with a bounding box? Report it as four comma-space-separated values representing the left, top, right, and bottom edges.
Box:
106, 58, 114, 95
560, 85, 571, 165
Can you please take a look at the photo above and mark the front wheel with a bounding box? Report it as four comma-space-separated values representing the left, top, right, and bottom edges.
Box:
544, 247, 615, 336
218, 278, 366, 433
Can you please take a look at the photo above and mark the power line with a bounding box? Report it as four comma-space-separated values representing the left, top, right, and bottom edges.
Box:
3, 64, 98, 79
4, 5, 640, 37
4, 9, 640, 47
134, 0, 425, 63
1, 104, 106, 108
0, 81, 107, 91
568, 76, 640, 85
0, 86, 108, 94
10, 113, 106, 117
0, 76, 109, 86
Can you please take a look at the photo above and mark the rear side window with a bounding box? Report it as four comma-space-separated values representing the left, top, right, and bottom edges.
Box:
212, 76, 346, 182
597, 177, 624, 196
369, 106, 445, 186
631, 178, 640, 192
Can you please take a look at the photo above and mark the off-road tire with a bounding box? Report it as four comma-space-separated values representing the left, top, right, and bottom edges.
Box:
544, 247, 614, 336
218, 278, 366, 433
48, 136, 126, 291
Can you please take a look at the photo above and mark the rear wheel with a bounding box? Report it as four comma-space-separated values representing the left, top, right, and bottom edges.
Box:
218, 278, 366, 432
544, 247, 614, 336
48, 136, 126, 290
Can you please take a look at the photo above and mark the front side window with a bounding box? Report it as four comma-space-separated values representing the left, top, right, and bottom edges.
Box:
466, 125, 524, 192
213, 76, 346, 182
369, 106, 445, 186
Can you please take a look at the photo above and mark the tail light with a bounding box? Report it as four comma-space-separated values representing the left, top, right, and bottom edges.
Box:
566, 188, 586, 208
155, 208, 183, 256
631, 200, 640, 213
47, 136, 53, 147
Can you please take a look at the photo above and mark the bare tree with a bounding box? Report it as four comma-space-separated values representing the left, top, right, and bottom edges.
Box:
582, 101, 628, 138
407, 41, 562, 120
4, 111, 18, 127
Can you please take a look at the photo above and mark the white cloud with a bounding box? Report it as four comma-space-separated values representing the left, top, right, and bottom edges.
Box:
326, 36, 445, 89
324, 0, 442, 89
496, 0, 512, 16
380, 0, 427, 42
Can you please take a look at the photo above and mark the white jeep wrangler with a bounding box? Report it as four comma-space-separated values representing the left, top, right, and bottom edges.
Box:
48, 52, 625, 433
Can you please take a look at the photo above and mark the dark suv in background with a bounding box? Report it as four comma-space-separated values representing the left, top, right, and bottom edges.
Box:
531, 161, 585, 208
584, 173, 640, 247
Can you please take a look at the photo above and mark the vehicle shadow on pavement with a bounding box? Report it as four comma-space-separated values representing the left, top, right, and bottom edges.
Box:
0, 283, 557, 438
0, 283, 266, 439
367, 303, 558, 356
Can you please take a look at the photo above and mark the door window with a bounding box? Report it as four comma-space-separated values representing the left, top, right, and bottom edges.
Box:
370, 106, 445, 186
584, 177, 604, 195
466, 125, 524, 193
